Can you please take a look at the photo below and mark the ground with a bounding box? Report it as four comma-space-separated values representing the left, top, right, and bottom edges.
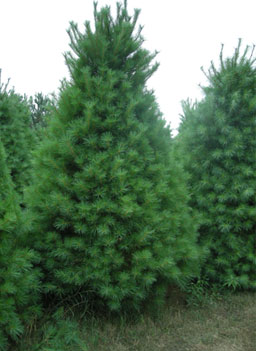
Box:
20, 291, 256, 351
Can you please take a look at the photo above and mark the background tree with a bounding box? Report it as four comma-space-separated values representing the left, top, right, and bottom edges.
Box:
0, 80, 36, 196
25, 1, 199, 313
29, 92, 55, 130
0, 140, 40, 351
176, 41, 256, 290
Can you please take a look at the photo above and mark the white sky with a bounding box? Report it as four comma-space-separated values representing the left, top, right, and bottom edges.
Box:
1, 0, 256, 134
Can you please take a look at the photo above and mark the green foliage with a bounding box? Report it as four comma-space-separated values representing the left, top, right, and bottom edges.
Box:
19, 307, 85, 351
176, 40, 256, 290
25, 1, 199, 313
185, 278, 224, 307
29, 92, 55, 131
0, 141, 41, 351
0, 82, 36, 195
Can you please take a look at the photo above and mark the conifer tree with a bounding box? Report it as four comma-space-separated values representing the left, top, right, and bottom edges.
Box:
26, 1, 199, 312
176, 41, 256, 289
0, 140, 40, 351
0, 82, 36, 195
29, 92, 55, 130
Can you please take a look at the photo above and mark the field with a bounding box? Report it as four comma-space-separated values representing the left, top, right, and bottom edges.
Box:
20, 290, 256, 351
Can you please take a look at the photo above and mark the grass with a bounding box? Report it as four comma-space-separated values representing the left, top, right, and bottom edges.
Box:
20, 290, 256, 351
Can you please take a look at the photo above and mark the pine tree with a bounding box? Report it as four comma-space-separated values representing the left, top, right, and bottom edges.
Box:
29, 92, 55, 130
0, 140, 41, 351
25, 1, 199, 312
0, 81, 36, 195
176, 41, 256, 290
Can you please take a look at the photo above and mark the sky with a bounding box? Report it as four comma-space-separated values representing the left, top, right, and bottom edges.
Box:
1, 0, 256, 134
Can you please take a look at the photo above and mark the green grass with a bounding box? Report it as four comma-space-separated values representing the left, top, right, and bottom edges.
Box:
19, 291, 256, 351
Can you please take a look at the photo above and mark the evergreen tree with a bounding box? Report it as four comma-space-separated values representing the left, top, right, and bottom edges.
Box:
29, 92, 55, 130
0, 81, 36, 195
176, 41, 256, 289
26, 1, 199, 312
0, 140, 40, 351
